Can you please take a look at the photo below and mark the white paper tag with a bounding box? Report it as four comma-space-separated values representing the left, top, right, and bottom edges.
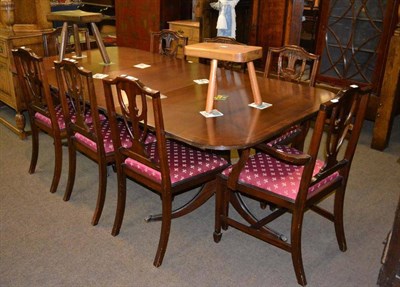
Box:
194, 79, 209, 85
248, 102, 272, 110
200, 109, 224, 118
92, 73, 109, 79
134, 63, 151, 69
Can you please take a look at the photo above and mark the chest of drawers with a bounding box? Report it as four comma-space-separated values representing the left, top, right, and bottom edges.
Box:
168, 20, 200, 62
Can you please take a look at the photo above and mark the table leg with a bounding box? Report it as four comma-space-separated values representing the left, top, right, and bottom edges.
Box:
58, 22, 69, 62
205, 59, 218, 113
247, 61, 262, 105
90, 22, 111, 65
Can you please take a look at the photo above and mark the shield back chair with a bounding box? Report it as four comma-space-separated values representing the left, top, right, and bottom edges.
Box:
203, 36, 247, 71
262, 45, 321, 151
12, 47, 70, 194
214, 85, 369, 286
150, 29, 188, 59
42, 26, 91, 57
103, 75, 230, 267
54, 58, 130, 226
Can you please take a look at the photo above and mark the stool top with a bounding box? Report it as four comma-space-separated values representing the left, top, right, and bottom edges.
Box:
47, 10, 103, 23
184, 42, 262, 63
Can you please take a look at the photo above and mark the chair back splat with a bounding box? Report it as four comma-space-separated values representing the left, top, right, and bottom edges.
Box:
12, 47, 67, 194
264, 45, 320, 87
103, 75, 229, 267
150, 29, 188, 59
214, 85, 370, 286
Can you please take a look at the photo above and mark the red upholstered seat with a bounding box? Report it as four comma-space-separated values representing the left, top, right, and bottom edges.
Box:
125, 139, 228, 184
75, 120, 156, 154
222, 145, 341, 201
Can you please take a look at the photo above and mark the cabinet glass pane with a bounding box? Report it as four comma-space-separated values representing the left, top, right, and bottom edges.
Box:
320, 0, 387, 84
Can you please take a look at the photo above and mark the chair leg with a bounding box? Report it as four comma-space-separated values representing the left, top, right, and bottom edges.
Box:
214, 177, 223, 243
28, 124, 39, 174
91, 161, 107, 226
49, 137, 63, 194
111, 171, 127, 236
153, 193, 173, 267
221, 183, 230, 231
334, 187, 347, 251
291, 211, 307, 286
63, 143, 77, 201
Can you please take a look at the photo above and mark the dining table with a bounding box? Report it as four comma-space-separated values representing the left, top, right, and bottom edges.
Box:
43, 46, 336, 220
43, 46, 336, 151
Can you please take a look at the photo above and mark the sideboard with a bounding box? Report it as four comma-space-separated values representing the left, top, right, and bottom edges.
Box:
0, 0, 52, 139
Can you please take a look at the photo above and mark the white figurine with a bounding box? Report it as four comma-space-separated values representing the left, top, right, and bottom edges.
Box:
210, 0, 240, 39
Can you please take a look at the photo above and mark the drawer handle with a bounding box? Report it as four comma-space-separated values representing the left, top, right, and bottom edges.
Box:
177, 29, 184, 34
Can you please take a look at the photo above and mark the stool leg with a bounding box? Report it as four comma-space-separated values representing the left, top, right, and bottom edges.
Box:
247, 61, 262, 105
205, 59, 218, 113
59, 22, 69, 61
72, 23, 82, 58
90, 22, 110, 64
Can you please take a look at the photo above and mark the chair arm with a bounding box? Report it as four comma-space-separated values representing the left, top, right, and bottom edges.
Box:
257, 144, 312, 166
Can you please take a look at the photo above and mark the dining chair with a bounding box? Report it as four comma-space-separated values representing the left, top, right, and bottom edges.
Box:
42, 26, 91, 57
12, 47, 70, 194
214, 85, 369, 286
54, 58, 130, 226
103, 75, 230, 267
264, 45, 320, 86
150, 29, 188, 59
203, 36, 246, 71
261, 45, 321, 151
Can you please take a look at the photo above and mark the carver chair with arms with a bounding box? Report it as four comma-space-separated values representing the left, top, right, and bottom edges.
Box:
214, 85, 369, 286
103, 75, 230, 267
54, 58, 130, 226
150, 29, 188, 59
12, 47, 70, 194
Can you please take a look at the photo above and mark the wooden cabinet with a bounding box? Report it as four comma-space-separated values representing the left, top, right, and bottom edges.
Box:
314, 0, 399, 150
315, 0, 396, 88
0, 33, 43, 139
0, 0, 52, 139
168, 20, 200, 61
115, 0, 192, 51
314, 0, 398, 112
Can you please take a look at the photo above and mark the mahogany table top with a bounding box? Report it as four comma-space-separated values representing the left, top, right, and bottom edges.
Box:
43, 46, 336, 150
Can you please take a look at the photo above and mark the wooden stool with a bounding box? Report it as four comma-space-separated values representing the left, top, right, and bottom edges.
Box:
184, 42, 264, 115
47, 10, 110, 64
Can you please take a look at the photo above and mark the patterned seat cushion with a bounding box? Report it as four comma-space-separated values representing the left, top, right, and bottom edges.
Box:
124, 140, 229, 184
222, 145, 341, 201
34, 103, 70, 130
74, 120, 132, 154
35, 93, 106, 130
